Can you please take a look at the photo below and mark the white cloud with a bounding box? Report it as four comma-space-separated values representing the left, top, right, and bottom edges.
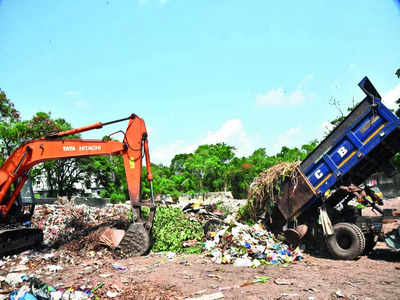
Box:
136, 0, 167, 5
298, 73, 313, 89
256, 88, 306, 106
75, 100, 88, 108
271, 127, 302, 154
190, 119, 252, 157
151, 119, 253, 165
382, 84, 400, 110
151, 140, 185, 166
65, 90, 80, 96
256, 75, 313, 107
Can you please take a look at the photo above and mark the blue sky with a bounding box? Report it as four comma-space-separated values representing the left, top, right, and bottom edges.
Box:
1, 0, 400, 165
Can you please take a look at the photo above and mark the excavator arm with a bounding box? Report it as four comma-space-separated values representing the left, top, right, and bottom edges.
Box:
0, 114, 154, 257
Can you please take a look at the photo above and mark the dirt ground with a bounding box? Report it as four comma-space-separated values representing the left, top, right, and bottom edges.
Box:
1, 242, 399, 300
1, 198, 400, 299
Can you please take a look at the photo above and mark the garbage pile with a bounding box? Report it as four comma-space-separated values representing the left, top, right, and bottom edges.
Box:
31, 200, 131, 250
0, 248, 183, 300
1, 274, 101, 300
203, 222, 303, 267
248, 162, 300, 219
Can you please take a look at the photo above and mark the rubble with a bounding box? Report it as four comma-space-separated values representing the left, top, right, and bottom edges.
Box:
203, 222, 302, 267
248, 161, 300, 219
31, 200, 131, 250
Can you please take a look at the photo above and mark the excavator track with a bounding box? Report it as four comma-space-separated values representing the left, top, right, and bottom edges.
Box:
114, 223, 151, 258
0, 227, 43, 257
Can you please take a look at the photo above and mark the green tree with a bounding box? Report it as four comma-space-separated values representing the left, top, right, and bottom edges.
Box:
142, 163, 181, 200
0, 90, 25, 165
229, 148, 275, 199
84, 155, 128, 203
0, 89, 19, 122
25, 112, 94, 198
184, 143, 235, 192
170, 153, 192, 174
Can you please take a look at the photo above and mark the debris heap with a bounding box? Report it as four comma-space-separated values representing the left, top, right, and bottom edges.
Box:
203, 222, 303, 267
31, 201, 131, 250
247, 162, 300, 220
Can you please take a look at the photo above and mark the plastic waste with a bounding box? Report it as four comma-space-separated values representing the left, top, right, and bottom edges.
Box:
185, 292, 224, 300
61, 290, 89, 300
166, 252, 176, 259
106, 291, 119, 298
233, 257, 253, 267
112, 264, 126, 271
50, 291, 62, 300
5, 273, 25, 287
46, 265, 64, 272
29, 277, 51, 300
90, 282, 105, 293
9, 290, 38, 300
204, 222, 303, 267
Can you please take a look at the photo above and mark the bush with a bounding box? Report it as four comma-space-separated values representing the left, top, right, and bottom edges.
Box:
152, 207, 204, 253
110, 192, 125, 203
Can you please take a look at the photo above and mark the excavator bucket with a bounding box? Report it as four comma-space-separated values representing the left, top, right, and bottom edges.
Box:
115, 223, 152, 257
89, 203, 155, 258
98, 227, 125, 248
112, 202, 156, 258
97, 223, 151, 257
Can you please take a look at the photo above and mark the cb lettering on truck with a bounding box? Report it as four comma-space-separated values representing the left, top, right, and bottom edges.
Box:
315, 169, 323, 179
337, 146, 348, 158
314, 146, 348, 180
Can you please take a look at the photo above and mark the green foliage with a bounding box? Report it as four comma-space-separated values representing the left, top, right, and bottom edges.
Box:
396, 68, 400, 79
151, 206, 204, 253
237, 203, 256, 225
216, 203, 232, 217
109, 192, 126, 203
141, 206, 150, 219
88, 155, 128, 202
184, 143, 235, 192
0, 89, 20, 122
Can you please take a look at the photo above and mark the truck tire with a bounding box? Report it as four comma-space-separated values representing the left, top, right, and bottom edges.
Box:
326, 223, 365, 260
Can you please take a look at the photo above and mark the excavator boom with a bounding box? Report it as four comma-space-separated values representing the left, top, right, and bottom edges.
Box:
0, 114, 154, 257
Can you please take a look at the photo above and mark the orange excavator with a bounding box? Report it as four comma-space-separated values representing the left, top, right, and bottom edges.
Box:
0, 114, 154, 257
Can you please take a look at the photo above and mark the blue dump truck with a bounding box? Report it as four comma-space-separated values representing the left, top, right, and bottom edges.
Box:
272, 76, 400, 260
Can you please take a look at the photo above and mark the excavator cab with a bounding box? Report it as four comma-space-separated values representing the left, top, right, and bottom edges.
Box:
17, 178, 36, 207
1, 178, 36, 224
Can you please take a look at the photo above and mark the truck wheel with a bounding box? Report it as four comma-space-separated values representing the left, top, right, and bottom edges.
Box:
326, 223, 365, 260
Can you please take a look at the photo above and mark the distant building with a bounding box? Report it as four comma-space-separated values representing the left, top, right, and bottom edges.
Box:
32, 174, 103, 198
